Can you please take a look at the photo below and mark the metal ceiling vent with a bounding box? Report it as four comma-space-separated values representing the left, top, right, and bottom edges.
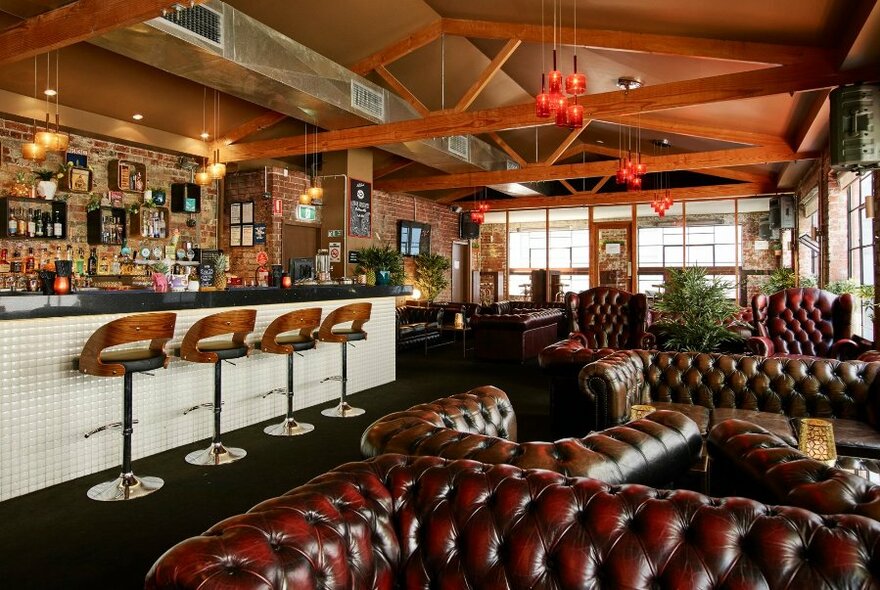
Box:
506, 160, 520, 170
351, 80, 385, 121
448, 136, 470, 161
162, 4, 223, 46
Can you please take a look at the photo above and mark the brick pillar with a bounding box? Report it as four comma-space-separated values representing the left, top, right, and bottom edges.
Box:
826, 168, 849, 283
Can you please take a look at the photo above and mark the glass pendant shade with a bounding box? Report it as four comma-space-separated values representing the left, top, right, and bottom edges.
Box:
21, 141, 46, 162
535, 74, 551, 118
209, 162, 227, 180
53, 132, 69, 152
565, 57, 586, 95
299, 192, 312, 205
548, 49, 563, 94
195, 169, 212, 186
307, 186, 323, 201
34, 130, 56, 149
549, 93, 567, 114
566, 104, 584, 128
555, 104, 569, 127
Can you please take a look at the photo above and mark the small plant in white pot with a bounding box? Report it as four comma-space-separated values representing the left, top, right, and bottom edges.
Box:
34, 169, 62, 200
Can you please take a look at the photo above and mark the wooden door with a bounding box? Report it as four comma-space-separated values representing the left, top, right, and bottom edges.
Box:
591, 222, 634, 292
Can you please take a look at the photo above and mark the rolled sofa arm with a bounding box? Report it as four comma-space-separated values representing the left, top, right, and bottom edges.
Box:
745, 335, 774, 356
579, 350, 646, 429
830, 337, 860, 361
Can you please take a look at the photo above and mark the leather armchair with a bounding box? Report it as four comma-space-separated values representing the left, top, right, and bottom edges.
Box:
538, 287, 652, 436
748, 288, 859, 359
360, 385, 703, 488
147, 454, 880, 590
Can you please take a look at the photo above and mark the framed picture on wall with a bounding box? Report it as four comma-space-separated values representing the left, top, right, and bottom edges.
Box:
230, 225, 242, 247
231, 202, 242, 224
241, 201, 254, 224
241, 224, 254, 247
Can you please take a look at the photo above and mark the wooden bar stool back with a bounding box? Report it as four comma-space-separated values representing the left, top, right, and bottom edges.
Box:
79, 311, 177, 501
317, 302, 372, 418
179, 309, 256, 466
260, 307, 322, 436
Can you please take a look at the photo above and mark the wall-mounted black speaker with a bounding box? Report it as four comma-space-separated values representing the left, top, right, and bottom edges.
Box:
459, 213, 480, 239
830, 83, 879, 171
769, 195, 795, 229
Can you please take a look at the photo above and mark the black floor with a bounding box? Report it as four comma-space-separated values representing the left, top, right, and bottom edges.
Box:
0, 345, 549, 589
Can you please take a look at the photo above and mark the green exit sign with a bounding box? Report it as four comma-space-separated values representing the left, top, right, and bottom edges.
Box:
296, 204, 316, 221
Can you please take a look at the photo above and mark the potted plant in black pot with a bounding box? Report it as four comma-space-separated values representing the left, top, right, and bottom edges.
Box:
652, 267, 743, 352
414, 251, 451, 302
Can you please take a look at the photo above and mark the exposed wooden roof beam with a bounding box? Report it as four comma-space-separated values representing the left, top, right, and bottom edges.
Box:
441, 18, 829, 66
375, 65, 430, 117
605, 114, 790, 148
591, 176, 611, 194
376, 145, 815, 192
834, 0, 878, 68
487, 132, 528, 168
466, 182, 773, 211
223, 63, 870, 163
454, 39, 521, 113
543, 123, 591, 167
214, 111, 286, 147
559, 180, 579, 194
0, 0, 206, 66
374, 158, 416, 180
350, 20, 442, 75
436, 187, 479, 204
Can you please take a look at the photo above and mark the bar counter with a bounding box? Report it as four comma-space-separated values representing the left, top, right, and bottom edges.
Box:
0, 285, 408, 500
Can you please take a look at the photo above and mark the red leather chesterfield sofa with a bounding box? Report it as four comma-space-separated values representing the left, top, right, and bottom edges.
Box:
470, 305, 565, 362
708, 419, 880, 521
580, 349, 880, 457
360, 385, 702, 488
539, 287, 652, 436
747, 287, 861, 360
146, 454, 880, 589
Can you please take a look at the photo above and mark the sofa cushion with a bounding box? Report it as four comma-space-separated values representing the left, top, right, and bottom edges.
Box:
649, 402, 712, 435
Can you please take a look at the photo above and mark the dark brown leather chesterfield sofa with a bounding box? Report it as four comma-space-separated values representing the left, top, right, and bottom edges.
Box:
470, 302, 565, 362
580, 349, 880, 457
708, 419, 880, 521
539, 287, 653, 436
360, 385, 702, 487
395, 305, 441, 350
146, 454, 880, 590
747, 287, 862, 360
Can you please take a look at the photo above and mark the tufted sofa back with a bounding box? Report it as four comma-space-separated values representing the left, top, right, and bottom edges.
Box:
147, 454, 880, 590
566, 287, 648, 348
360, 386, 703, 487
488, 300, 565, 315
581, 349, 880, 428
752, 288, 853, 357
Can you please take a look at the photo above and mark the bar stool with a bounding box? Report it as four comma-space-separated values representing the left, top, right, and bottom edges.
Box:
260, 307, 322, 436
179, 309, 256, 466
79, 312, 177, 501
318, 302, 372, 418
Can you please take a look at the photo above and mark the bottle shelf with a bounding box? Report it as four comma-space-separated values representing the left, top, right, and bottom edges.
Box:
1, 197, 68, 240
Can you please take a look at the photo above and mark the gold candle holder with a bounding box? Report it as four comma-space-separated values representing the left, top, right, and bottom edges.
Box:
798, 418, 837, 465
629, 404, 655, 422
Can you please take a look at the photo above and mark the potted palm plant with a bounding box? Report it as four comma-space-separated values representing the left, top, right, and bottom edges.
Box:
356, 244, 404, 286
653, 267, 743, 352
414, 251, 451, 302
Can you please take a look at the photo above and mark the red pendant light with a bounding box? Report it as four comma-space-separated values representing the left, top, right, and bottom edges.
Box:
565, 0, 586, 97
566, 102, 584, 129
535, 74, 551, 118
548, 49, 563, 95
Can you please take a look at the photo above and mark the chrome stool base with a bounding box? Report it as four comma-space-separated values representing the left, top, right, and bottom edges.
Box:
321, 401, 365, 418
264, 418, 315, 436
185, 442, 247, 466
87, 472, 163, 502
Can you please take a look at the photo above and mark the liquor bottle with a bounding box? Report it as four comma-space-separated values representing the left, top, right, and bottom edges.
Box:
34, 210, 43, 237
10, 245, 22, 273
87, 247, 98, 276
7, 207, 17, 236
53, 210, 63, 238
110, 254, 121, 275
17, 207, 26, 236
27, 209, 36, 237
25, 247, 35, 273
75, 247, 85, 276
44, 212, 53, 238
0, 249, 10, 273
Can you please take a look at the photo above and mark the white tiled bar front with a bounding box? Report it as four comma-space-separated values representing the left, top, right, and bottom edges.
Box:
0, 294, 397, 501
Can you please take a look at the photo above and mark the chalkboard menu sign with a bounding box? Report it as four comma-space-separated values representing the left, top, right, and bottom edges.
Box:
199, 249, 220, 287
348, 178, 371, 238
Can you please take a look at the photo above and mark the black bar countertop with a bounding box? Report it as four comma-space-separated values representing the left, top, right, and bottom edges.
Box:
0, 285, 412, 321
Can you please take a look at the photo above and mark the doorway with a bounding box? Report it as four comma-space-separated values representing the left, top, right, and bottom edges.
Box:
282, 224, 320, 266
451, 241, 468, 302
591, 222, 634, 292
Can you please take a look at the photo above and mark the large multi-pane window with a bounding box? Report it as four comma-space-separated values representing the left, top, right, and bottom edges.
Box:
847, 172, 875, 339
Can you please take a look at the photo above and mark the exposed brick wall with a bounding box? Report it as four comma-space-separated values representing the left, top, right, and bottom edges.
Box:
222, 168, 314, 279
0, 115, 217, 272
827, 170, 849, 282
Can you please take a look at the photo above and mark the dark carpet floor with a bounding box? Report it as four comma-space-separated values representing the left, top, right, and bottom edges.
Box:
0, 344, 550, 589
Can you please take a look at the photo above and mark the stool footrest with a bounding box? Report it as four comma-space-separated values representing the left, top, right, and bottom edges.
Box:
321, 375, 343, 383
261, 387, 287, 399
84, 419, 139, 439
182, 402, 222, 415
